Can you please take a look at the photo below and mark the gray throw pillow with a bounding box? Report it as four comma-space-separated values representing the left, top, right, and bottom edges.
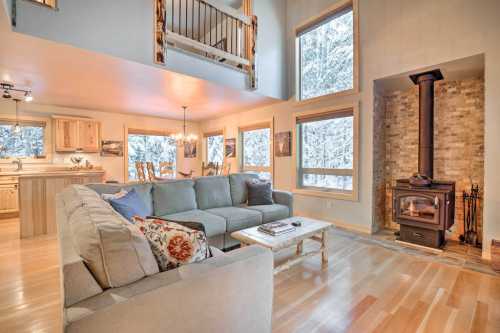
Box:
246, 180, 274, 206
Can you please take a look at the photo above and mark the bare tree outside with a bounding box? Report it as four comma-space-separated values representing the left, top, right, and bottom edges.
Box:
207, 135, 224, 164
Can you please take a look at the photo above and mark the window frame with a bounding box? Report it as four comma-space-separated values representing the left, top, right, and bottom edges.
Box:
292, 103, 359, 201
0, 117, 50, 164
124, 127, 177, 183
203, 129, 225, 165
294, 0, 359, 104
238, 120, 274, 183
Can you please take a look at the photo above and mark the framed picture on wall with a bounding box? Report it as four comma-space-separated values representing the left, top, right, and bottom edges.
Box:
184, 141, 197, 158
275, 131, 291, 157
101, 140, 123, 157
225, 138, 236, 158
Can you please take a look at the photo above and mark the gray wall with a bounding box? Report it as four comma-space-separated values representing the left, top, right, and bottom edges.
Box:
203, 0, 500, 259
12, 0, 286, 99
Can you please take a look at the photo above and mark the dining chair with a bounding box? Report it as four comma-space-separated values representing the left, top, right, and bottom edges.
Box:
145, 162, 156, 182
159, 162, 175, 179
135, 162, 147, 182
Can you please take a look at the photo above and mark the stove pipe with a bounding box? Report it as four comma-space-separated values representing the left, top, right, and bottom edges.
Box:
409, 69, 443, 182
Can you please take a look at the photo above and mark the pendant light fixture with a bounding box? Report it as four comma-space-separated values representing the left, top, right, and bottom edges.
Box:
12, 98, 21, 135
0, 82, 34, 102
173, 106, 198, 146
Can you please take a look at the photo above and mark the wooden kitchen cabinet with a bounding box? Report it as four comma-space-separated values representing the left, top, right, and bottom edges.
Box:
78, 120, 100, 152
54, 118, 79, 152
0, 177, 19, 215
54, 117, 101, 153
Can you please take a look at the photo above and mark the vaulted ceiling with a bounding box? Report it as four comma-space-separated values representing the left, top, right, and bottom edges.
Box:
0, 4, 278, 121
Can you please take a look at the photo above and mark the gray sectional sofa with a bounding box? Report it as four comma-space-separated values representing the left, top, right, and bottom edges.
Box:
55, 173, 292, 332
87, 173, 293, 249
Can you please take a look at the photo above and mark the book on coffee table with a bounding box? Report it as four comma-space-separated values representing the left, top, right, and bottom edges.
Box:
258, 221, 295, 236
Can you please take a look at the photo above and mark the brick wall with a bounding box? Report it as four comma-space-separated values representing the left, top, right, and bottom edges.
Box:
382, 77, 484, 240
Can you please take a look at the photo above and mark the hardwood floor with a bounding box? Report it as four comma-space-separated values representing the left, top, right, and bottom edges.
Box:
0, 218, 499, 333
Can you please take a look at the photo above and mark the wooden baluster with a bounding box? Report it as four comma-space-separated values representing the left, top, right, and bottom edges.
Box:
198, 0, 201, 42
178, 0, 181, 34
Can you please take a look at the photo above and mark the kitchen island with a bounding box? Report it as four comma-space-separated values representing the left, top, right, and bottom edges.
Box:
17, 169, 104, 238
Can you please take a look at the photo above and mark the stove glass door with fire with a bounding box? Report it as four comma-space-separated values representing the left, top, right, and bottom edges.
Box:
394, 194, 439, 225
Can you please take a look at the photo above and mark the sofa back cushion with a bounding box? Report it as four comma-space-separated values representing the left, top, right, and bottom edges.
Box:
195, 176, 232, 210
62, 185, 159, 289
153, 180, 197, 215
229, 173, 259, 205
86, 183, 154, 217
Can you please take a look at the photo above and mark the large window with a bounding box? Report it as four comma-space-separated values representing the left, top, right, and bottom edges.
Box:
298, 3, 354, 100
296, 108, 356, 195
204, 132, 224, 164
0, 121, 45, 158
127, 131, 176, 180
240, 125, 271, 181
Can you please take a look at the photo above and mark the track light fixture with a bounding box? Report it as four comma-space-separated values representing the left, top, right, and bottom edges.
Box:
0, 82, 33, 102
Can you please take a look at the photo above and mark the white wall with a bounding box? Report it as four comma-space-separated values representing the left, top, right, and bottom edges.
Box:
0, 99, 201, 182
203, 0, 500, 258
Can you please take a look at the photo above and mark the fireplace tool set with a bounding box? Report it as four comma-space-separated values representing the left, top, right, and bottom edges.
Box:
460, 184, 481, 247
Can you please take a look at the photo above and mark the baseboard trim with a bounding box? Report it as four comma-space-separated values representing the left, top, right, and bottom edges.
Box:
294, 212, 372, 234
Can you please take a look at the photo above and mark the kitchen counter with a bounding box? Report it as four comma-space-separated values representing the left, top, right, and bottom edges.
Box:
17, 168, 105, 238
0, 167, 104, 177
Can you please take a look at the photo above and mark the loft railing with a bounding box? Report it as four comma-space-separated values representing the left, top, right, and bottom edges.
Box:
155, 0, 257, 89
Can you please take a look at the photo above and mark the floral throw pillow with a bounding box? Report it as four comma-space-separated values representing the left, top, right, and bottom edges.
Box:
133, 217, 211, 271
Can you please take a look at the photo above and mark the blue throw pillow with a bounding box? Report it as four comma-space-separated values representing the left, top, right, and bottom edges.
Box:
109, 189, 149, 222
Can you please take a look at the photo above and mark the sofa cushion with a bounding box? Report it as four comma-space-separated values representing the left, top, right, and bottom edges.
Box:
162, 209, 226, 237
109, 189, 150, 221
246, 180, 274, 206
153, 180, 197, 215
63, 185, 159, 289
205, 206, 262, 233
86, 183, 154, 217
195, 176, 232, 210
244, 204, 290, 223
229, 173, 259, 205
134, 217, 211, 272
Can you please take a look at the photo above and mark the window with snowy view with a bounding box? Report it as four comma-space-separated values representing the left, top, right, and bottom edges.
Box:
206, 134, 224, 164
298, 6, 354, 100
0, 123, 45, 158
241, 127, 271, 181
128, 133, 176, 180
297, 110, 353, 191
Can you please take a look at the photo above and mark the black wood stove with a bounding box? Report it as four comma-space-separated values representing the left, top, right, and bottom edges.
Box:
392, 69, 455, 249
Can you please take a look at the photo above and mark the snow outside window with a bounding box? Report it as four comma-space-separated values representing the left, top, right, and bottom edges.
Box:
242, 127, 271, 181
298, 6, 354, 100
206, 134, 224, 164
128, 133, 176, 180
298, 112, 353, 191
0, 123, 45, 158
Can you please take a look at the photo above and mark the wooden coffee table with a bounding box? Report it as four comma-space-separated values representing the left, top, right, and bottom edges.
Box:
231, 217, 332, 274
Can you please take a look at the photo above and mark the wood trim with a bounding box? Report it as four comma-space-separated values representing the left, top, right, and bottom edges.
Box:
294, 0, 359, 102
0, 118, 46, 127
238, 122, 271, 132
296, 108, 353, 124
301, 168, 353, 176
203, 130, 224, 138
127, 128, 173, 136
292, 103, 359, 201
166, 31, 250, 66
